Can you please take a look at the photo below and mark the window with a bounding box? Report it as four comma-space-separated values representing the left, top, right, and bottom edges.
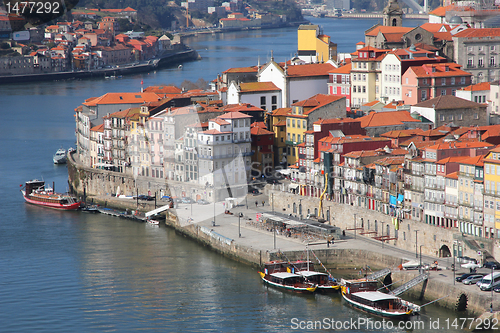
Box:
461, 77, 466, 84
458, 114, 463, 120
474, 113, 479, 119
260, 96, 266, 109
421, 90, 427, 100
479, 58, 484, 67
440, 114, 445, 121
441, 89, 446, 96
441, 78, 446, 85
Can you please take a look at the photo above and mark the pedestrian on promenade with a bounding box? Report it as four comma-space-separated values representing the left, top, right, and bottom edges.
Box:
255, 201, 258, 207
262, 200, 265, 206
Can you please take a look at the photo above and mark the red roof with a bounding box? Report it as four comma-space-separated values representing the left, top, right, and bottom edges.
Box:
284, 63, 335, 77
454, 28, 500, 38
251, 127, 274, 135
291, 94, 344, 115
328, 63, 351, 74
357, 111, 421, 128
460, 82, 490, 92
240, 82, 280, 92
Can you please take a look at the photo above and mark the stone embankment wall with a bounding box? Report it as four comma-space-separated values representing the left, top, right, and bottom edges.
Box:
68, 154, 171, 198
269, 190, 494, 262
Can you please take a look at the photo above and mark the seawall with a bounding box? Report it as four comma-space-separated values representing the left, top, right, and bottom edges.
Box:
0, 48, 198, 85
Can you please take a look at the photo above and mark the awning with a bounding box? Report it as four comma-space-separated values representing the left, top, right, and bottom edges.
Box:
389, 195, 397, 206
352, 291, 398, 302
289, 184, 300, 190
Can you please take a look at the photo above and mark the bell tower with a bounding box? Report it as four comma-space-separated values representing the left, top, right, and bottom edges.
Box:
383, 0, 403, 27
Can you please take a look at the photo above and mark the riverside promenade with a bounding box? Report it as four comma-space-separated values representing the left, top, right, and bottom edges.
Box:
86, 191, 498, 317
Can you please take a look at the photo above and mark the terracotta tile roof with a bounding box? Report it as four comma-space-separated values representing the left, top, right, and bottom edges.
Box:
381, 128, 424, 138
365, 26, 412, 37
271, 107, 292, 116
374, 156, 405, 166
314, 157, 321, 163
273, 120, 286, 127
222, 103, 264, 112
458, 155, 485, 166
83, 92, 160, 106
364, 100, 382, 107
420, 23, 451, 32
91, 123, 104, 132
240, 82, 280, 92
291, 94, 344, 115
356, 41, 365, 45
413, 95, 485, 110
436, 156, 471, 164
251, 126, 274, 135
445, 171, 459, 179
357, 110, 421, 128
460, 82, 490, 92
425, 141, 493, 150
143, 85, 182, 95
328, 63, 351, 74
213, 118, 230, 125
433, 31, 453, 42
408, 63, 471, 78
313, 118, 359, 125
251, 121, 267, 129
284, 63, 335, 77
218, 111, 252, 119
223, 66, 258, 73
454, 28, 500, 38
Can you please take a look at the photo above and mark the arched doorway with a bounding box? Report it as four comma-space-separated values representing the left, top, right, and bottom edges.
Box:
439, 245, 451, 257
392, 18, 397, 26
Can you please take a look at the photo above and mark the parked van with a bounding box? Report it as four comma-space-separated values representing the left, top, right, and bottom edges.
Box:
478, 272, 500, 291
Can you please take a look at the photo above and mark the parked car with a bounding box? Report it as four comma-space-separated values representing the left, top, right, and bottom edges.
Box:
484, 262, 500, 270
137, 195, 154, 201
456, 273, 478, 282
181, 197, 195, 204
493, 285, 500, 293
462, 274, 485, 285
461, 262, 481, 271
197, 199, 209, 205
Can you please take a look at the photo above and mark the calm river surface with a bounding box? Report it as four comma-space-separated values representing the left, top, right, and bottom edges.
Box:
0, 17, 467, 332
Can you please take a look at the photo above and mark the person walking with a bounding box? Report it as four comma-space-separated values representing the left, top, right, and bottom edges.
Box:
255, 201, 258, 207
262, 200, 265, 206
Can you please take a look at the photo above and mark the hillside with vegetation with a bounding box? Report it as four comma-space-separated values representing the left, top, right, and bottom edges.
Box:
76, 0, 303, 30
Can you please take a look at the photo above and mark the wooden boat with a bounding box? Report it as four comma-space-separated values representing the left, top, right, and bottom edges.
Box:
258, 261, 317, 293
340, 278, 420, 318
21, 180, 81, 210
290, 260, 339, 293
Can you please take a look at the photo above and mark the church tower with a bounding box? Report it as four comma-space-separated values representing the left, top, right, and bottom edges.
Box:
383, 0, 403, 27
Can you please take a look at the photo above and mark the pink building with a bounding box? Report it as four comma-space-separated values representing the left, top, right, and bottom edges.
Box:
328, 63, 351, 111
401, 62, 472, 105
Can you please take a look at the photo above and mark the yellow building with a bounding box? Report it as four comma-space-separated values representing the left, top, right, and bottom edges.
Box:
297, 25, 337, 63
269, 107, 291, 168
483, 147, 500, 238
285, 94, 345, 166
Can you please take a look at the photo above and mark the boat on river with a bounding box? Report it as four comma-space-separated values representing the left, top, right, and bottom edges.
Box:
21, 180, 81, 210
258, 261, 317, 293
340, 278, 420, 318
53, 148, 67, 164
291, 260, 339, 293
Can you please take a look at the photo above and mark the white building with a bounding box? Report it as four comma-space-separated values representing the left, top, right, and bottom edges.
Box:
258, 58, 335, 108
227, 81, 281, 111
197, 111, 252, 201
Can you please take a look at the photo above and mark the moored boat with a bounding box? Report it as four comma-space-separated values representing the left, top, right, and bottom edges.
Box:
258, 261, 317, 293
21, 180, 81, 210
258, 271, 317, 293
340, 278, 420, 318
147, 219, 160, 225
53, 148, 67, 164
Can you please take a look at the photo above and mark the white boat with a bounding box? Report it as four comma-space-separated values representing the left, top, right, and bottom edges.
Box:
53, 148, 67, 164
147, 219, 160, 225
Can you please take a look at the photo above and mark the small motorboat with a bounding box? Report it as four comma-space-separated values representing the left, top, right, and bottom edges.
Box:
147, 219, 160, 225
53, 148, 67, 164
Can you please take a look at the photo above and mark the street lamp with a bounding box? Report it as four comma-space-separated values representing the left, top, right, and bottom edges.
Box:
353, 214, 357, 239
420, 245, 424, 274
415, 230, 419, 259
238, 213, 242, 238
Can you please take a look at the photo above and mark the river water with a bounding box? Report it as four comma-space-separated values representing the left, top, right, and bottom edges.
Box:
0, 17, 468, 332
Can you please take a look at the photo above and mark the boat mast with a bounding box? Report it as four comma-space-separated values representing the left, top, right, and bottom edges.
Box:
307, 244, 309, 271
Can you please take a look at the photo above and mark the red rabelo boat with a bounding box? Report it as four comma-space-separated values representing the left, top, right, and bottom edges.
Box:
21, 180, 81, 210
